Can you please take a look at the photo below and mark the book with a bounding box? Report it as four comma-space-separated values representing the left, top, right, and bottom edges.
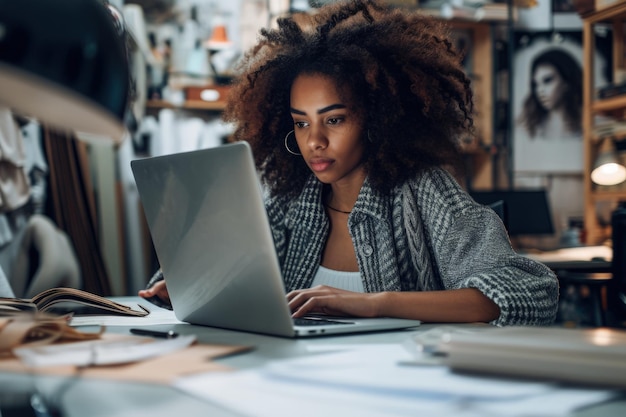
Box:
597, 81, 626, 99
439, 326, 626, 389
0, 287, 150, 317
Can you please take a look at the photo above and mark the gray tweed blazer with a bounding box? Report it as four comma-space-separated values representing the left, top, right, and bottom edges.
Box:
265, 168, 559, 326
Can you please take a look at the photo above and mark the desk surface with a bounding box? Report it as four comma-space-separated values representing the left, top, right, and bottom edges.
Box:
522, 245, 612, 273
1, 297, 625, 417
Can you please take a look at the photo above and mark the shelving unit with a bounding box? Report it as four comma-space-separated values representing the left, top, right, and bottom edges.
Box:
146, 99, 228, 112
145, 83, 231, 117
437, 20, 495, 189
410, 4, 515, 191
582, 1, 626, 244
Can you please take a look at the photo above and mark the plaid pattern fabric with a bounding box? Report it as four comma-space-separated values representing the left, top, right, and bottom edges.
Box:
266, 168, 559, 326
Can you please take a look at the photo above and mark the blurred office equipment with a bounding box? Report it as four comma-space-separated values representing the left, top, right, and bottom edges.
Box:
470, 189, 554, 237
0, 0, 131, 295
610, 203, 626, 327
0, 0, 129, 143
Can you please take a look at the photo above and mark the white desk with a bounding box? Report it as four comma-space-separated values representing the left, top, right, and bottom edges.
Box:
1, 297, 625, 417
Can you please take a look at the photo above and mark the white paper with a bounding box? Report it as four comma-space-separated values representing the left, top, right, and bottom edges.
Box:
69, 306, 182, 327
175, 344, 618, 417
14, 335, 196, 367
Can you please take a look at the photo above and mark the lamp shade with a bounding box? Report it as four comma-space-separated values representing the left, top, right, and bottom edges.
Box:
0, 0, 130, 143
591, 150, 626, 186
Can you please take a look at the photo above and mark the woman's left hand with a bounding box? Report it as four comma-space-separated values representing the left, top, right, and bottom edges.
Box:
286, 285, 381, 318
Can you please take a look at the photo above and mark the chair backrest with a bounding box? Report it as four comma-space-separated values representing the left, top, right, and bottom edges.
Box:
488, 200, 508, 230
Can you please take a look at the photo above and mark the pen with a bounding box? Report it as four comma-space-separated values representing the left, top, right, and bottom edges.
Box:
130, 328, 179, 339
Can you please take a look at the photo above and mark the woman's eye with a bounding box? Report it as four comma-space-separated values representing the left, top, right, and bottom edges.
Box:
294, 121, 308, 128
327, 117, 344, 125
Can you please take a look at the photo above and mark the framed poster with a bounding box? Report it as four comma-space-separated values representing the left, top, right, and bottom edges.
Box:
512, 31, 612, 173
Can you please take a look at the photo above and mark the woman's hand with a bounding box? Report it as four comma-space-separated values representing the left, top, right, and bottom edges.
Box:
286, 285, 382, 318
287, 287, 500, 323
138, 279, 170, 304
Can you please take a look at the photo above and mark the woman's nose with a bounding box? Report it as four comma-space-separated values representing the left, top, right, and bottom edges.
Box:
307, 126, 328, 150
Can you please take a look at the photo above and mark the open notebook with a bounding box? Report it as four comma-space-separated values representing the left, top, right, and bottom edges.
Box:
131, 142, 421, 337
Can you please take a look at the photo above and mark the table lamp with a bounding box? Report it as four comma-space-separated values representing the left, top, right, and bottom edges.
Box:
0, 0, 130, 143
590, 138, 626, 186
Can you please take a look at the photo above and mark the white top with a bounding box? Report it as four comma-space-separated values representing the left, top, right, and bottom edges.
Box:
310, 265, 364, 293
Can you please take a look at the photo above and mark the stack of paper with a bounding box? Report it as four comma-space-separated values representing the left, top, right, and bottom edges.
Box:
174, 343, 619, 417
14, 334, 196, 367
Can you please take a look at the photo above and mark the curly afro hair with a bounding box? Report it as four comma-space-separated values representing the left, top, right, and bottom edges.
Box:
223, 0, 474, 198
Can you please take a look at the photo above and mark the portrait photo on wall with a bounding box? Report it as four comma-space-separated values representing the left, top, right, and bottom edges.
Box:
513, 31, 612, 173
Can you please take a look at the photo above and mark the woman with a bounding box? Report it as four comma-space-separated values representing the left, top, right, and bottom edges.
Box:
140, 0, 558, 326
517, 48, 583, 140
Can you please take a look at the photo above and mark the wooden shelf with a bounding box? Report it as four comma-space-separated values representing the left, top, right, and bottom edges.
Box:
582, 1, 626, 23
592, 190, 626, 201
443, 19, 496, 189
582, 1, 626, 244
592, 95, 626, 112
146, 99, 227, 111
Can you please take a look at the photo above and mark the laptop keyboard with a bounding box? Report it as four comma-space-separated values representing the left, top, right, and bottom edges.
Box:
293, 317, 352, 326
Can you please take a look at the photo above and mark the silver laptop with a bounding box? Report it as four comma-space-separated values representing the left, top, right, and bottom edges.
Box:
131, 141, 421, 337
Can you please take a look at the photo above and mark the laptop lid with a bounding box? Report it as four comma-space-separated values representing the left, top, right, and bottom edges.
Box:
131, 142, 421, 337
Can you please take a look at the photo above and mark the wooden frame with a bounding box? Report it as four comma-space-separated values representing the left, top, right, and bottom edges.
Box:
582, 2, 626, 244
448, 21, 495, 190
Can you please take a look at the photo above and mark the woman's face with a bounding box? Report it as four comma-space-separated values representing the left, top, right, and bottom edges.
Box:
289, 73, 366, 185
532, 63, 567, 111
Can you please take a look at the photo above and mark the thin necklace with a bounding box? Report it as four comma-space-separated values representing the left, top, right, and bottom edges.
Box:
325, 204, 351, 214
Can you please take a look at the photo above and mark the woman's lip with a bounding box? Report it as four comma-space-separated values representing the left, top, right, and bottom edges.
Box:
309, 158, 333, 172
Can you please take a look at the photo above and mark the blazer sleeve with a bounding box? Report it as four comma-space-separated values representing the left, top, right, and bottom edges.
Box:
413, 169, 559, 326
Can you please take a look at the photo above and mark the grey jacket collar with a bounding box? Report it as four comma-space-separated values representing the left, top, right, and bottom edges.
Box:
285, 174, 393, 225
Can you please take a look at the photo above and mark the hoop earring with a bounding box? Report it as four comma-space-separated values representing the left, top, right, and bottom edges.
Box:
284, 130, 301, 155
367, 130, 374, 143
